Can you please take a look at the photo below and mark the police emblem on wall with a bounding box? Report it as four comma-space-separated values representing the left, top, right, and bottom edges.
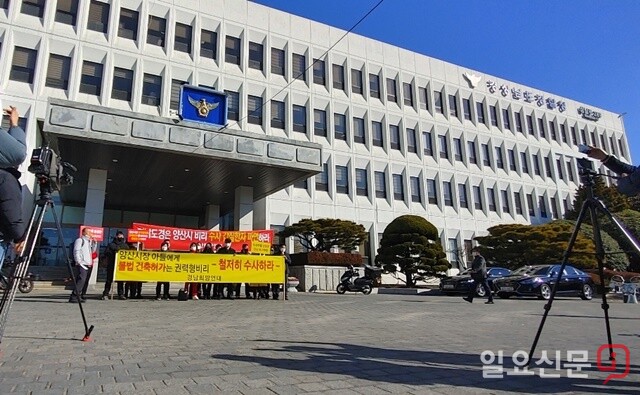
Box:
179, 85, 228, 127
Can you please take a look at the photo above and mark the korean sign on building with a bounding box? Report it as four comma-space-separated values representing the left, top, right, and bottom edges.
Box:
485, 80, 567, 113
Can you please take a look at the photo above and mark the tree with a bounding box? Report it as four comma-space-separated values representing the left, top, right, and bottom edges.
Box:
375, 215, 449, 287
555, 220, 629, 271
278, 218, 368, 252
474, 221, 598, 270
565, 176, 630, 220
600, 209, 640, 271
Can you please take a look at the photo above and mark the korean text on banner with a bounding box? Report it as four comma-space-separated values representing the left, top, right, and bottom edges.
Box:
114, 251, 285, 283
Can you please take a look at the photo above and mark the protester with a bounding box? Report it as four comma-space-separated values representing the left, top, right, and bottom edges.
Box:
0, 104, 26, 273
273, 243, 291, 300
69, 228, 95, 303
184, 242, 200, 299
239, 243, 254, 299
586, 145, 640, 196
217, 238, 236, 299
201, 242, 215, 299
463, 247, 494, 304
101, 231, 129, 300
155, 240, 171, 300
128, 242, 143, 299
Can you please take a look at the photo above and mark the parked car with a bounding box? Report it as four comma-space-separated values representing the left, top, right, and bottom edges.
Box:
439, 267, 511, 296
493, 264, 594, 300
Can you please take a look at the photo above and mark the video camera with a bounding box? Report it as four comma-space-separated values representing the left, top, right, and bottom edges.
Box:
28, 146, 76, 191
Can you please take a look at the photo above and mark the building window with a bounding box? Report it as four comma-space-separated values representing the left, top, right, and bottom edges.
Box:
174, 23, 192, 54
403, 82, 413, 107
527, 194, 535, 216
225, 36, 241, 65
482, 144, 491, 166
571, 127, 578, 145
316, 163, 329, 192
271, 48, 285, 76
443, 181, 453, 207
372, 121, 383, 147
45, 54, 71, 90
476, 102, 485, 123
537, 118, 546, 138
407, 129, 417, 153
464, 239, 474, 263
225, 90, 239, 121
453, 138, 463, 161
567, 160, 575, 182
448, 94, 458, 117
549, 121, 557, 140
533, 154, 541, 176
423, 132, 433, 156
55, 0, 79, 25
521, 152, 529, 174
200, 29, 217, 60
141, 73, 162, 106
515, 112, 523, 133
502, 190, 511, 214
248, 42, 263, 70
293, 178, 308, 190
118, 8, 139, 41
458, 184, 468, 209
369, 73, 380, 99
374, 171, 387, 199
580, 129, 587, 144
386, 78, 397, 103
539, 196, 548, 218
468, 141, 477, 165
393, 174, 404, 201
333, 64, 345, 91
544, 157, 552, 177
508, 149, 516, 171
502, 109, 511, 130
419, 87, 429, 111
0, 115, 27, 131
351, 69, 363, 95
463, 98, 471, 120
169, 79, 186, 111
434, 90, 443, 114
527, 115, 534, 135
564, 198, 570, 213
247, 95, 263, 125
353, 117, 365, 144
292, 53, 306, 81
10, 47, 38, 84
551, 197, 559, 219
448, 238, 459, 269
495, 147, 504, 169
489, 105, 498, 126
609, 136, 617, 155
389, 125, 400, 150
488, 188, 497, 212
336, 165, 349, 194
312, 59, 325, 85
556, 158, 564, 180
410, 176, 421, 203
514, 192, 523, 215
427, 179, 438, 205
147, 16, 166, 47
112, 67, 133, 102
271, 100, 285, 129
439, 135, 448, 159
313, 109, 327, 137
293, 105, 307, 133
21, 0, 45, 18
87, 0, 110, 33
473, 186, 483, 210
355, 168, 368, 197
79, 61, 103, 96
334, 113, 347, 141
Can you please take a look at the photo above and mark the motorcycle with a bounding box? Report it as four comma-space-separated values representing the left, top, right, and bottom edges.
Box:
0, 262, 35, 294
336, 264, 383, 295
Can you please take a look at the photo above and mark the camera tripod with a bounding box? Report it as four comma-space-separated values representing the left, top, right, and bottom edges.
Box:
527, 164, 640, 365
0, 178, 94, 344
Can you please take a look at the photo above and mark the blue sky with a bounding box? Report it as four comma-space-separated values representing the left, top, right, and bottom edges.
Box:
253, 0, 639, 163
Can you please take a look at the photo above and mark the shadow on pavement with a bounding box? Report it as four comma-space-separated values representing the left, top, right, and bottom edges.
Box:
212, 340, 637, 393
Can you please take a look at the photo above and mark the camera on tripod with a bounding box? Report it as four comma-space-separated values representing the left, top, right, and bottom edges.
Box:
27, 146, 76, 191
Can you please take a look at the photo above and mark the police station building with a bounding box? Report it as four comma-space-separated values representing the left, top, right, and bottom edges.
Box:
0, 0, 630, 275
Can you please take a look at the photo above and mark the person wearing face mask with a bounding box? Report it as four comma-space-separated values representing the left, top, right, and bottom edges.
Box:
101, 231, 129, 300
216, 238, 236, 299
273, 244, 291, 300
184, 242, 200, 299
155, 240, 171, 300
201, 243, 215, 299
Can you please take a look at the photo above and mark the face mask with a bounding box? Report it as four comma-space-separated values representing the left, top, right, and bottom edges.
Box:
280, 248, 286, 253
117, 237, 124, 241
225, 243, 231, 248
161, 246, 168, 251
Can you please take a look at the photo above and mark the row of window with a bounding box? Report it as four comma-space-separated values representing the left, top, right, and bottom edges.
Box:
295, 165, 569, 219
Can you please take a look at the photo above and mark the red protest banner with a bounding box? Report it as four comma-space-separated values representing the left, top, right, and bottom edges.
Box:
80, 226, 104, 241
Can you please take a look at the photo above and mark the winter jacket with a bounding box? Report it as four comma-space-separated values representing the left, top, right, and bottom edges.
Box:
73, 236, 94, 269
0, 169, 25, 242
0, 124, 26, 169
602, 155, 640, 197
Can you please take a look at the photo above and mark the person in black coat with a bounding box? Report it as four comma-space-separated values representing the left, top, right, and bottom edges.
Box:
272, 244, 291, 300
463, 247, 494, 304
217, 238, 236, 299
101, 231, 129, 300
201, 242, 215, 299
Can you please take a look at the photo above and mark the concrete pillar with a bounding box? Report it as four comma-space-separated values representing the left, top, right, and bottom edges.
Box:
205, 204, 220, 230
233, 186, 254, 230
84, 168, 107, 286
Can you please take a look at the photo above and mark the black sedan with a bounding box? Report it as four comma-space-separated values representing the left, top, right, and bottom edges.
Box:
439, 267, 511, 296
493, 264, 594, 300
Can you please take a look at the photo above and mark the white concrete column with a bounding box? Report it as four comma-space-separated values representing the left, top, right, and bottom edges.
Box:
205, 204, 220, 230
84, 168, 107, 286
233, 186, 254, 230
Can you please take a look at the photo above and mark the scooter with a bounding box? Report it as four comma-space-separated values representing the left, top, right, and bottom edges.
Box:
0, 270, 35, 294
336, 265, 382, 295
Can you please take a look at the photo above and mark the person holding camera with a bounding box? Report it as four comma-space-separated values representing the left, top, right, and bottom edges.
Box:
0, 104, 27, 273
585, 145, 639, 196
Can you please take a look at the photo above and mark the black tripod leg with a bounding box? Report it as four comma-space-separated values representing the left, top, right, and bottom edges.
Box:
526, 199, 591, 365
50, 203, 94, 341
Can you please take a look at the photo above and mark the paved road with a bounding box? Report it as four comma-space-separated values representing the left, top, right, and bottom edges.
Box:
0, 286, 638, 394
